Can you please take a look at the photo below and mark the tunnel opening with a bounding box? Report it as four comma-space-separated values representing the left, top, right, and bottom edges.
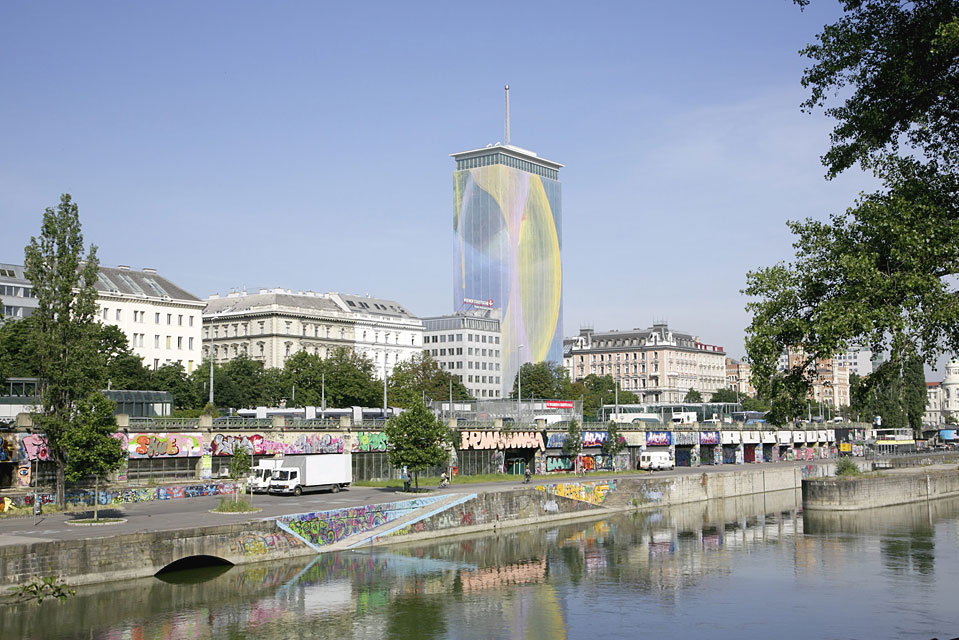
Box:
154, 555, 234, 584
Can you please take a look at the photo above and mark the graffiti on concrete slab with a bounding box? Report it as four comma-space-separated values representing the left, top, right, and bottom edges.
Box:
129, 433, 203, 458
459, 430, 546, 451
543, 499, 559, 513
233, 530, 303, 556
646, 432, 671, 446
673, 431, 698, 446
16, 461, 31, 488
352, 431, 389, 452
283, 506, 391, 547
210, 432, 344, 456
581, 431, 608, 448
0, 435, 16, 462
535, 480, 616, 505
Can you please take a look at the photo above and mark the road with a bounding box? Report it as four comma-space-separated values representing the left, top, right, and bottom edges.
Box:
0, 459, 819, 547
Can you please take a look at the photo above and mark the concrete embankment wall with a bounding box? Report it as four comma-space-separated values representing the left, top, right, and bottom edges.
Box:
0, 519, 312, 588
1, 462, 838, 588
803, 469, 959, 511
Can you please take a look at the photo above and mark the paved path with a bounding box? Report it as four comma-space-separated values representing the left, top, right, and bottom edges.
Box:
0, 460, 821, 547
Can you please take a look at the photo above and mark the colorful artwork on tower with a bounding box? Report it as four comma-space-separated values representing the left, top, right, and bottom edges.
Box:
453, 157, 563, 392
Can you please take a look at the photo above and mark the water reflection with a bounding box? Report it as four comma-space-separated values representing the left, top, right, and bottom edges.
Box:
5, 490, 959, 639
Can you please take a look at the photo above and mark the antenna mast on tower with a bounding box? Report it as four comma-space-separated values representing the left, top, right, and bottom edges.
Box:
504, 84, 510, 146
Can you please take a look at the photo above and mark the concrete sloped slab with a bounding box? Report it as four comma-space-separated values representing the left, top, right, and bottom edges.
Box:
342, 493, 477, 550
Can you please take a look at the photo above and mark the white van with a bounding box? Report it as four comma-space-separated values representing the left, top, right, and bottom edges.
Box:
639, 451, 674, 471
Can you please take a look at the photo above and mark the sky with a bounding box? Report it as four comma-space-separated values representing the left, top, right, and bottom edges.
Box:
5, 1, 937, 373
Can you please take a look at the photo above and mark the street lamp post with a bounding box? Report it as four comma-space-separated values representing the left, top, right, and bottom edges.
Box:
208, 317, 215, 407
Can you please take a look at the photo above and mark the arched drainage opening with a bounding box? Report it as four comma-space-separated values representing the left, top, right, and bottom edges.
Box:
155, 555, 234, 584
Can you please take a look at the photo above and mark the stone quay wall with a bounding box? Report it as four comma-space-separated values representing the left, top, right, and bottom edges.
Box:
803, 468, 959, 511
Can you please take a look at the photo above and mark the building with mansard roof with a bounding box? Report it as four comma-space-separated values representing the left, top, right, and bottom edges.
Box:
563, 322, 726, 403
203, 288, 423, 376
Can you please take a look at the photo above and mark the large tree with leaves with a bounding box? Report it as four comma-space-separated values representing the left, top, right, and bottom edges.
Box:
60, 392, 125, 520
384, 397, 452, 490
510, 361, 573, 400
745, 1, 959, 420
387, 352, 472, 409
24, 194, 103, 507
569, 374, 639, 418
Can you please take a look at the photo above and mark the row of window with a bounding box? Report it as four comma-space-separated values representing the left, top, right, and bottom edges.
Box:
427, 333, 499, 345
134, 334, 196, 351
455, 152, 559, 181
2, 305, 24, 317
429, 347, 500, 358
101, 307, 196, 327
434, 358, 501, 372
150, 358, 194, 372
0, 284, 34, 297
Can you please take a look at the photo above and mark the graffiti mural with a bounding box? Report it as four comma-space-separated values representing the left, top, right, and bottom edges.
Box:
646, 432, 671, 446
277, 496, 445, 548
352, 432, 389, 452
700, 431, 720, 445
581, 432, 608, 448
0, 434, 16, 462
19, 434, 50, 461
535, 480, 616, 506
233, 531, 303, 556
545, 455, 574, 472
673, 431, 698, 446
129, 433, 203, 458
546, 432, 567, 449
209, 432, 344, 456
459, 431, 546, 451
16, 461, 31, 488
3, 481, 240, 509
543, 454, 612, 472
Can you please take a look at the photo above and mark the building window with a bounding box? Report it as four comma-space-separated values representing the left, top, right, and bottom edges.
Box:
166, 336, 171, 349
155, 312, 160, 324
188, 337, 194, 350
167, 314, 172, 325
178, 315, 183, 326
189, 316, 194, 327
177, 337, 183, 350
154, 335, 160, 348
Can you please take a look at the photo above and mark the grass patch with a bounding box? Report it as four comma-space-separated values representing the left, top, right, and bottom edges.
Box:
213, 498, 256, 513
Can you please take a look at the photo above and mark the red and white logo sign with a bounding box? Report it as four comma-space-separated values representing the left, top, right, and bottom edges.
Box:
545, 400, 574, 409
463, 298, 494, 308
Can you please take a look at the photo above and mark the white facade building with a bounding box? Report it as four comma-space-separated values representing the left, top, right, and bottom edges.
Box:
203, 289, 423, 377
94, 266, 205, 372
941, 359, 959, 422
422, 310, 503, 399
2, 262, 203, 373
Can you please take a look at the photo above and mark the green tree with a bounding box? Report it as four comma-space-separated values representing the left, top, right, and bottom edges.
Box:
228, 448, 251, 503
795, 0, 959, 178
683, 389, 703, 403
850, 358, 928, 436
60, 392, 125, 521
569, 374, 639, 418
747, 1, 959, 419
601, 422, 626, 462
283, 351, 325, 407
562, 419, 583, 467
740, 395, 770, 413
97, 324, 151, 390
387, 352, 472, 409
511, 361, 572, 400
709, 388, 740, 404
384, 398, 452, 490
0, 315, 39, 383
319, 347, 380, 408
24, 194, 102, 508
150, 362, 195, 409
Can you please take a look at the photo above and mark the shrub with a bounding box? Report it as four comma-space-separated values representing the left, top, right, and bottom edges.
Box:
835, 457, 861, 477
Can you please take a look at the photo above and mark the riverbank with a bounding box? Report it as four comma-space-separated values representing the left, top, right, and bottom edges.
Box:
0, 460, 848, 591
802, 464, 959, 510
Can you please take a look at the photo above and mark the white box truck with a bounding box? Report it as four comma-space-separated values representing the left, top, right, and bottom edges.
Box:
269, 453, 352, 496
249, 459, 285, 493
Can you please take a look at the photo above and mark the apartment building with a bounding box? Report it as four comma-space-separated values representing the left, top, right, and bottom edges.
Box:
563, 323, 726, 403
779, 347, 851, 407
725, 357, 757, 397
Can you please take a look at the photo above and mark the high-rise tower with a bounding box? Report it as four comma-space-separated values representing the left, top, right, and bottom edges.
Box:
451, 86, 563, 397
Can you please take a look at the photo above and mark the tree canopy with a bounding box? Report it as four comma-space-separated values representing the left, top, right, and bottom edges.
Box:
569, 374, 639, 417
386, 352, 472, 409
709, 388, 740, 404
683, 389, 704, 403
384, 398, 452, 489
745, 1, 959, 419
511, 361, 572, 400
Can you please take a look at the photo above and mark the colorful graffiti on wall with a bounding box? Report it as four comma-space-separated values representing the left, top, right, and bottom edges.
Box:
3, 481, 239, 509
233, 530, 303, 557
535, 480, 616, 506
129, 433, 203, 458
646, 432, 671, 446
581, 431, 608, 448
352, 431, 389, 452
276, 496, 444, 548
209, 432, 344, 456
459, 431, 546, 451
19, 434, 51, 461
0, 434, 16, 462
543, 454, 612, 473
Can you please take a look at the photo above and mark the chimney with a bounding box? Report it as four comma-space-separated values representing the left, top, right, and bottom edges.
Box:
142, 268, 157, 274
118, 265, 130, 271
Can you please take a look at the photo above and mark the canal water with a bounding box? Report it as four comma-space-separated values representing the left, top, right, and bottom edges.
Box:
3, 489, 959, 639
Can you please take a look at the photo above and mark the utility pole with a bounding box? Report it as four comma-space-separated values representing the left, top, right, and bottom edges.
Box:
208, 318, 214, 407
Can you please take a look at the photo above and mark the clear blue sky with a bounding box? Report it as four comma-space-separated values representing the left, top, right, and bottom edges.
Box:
2, 1, 908, 368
